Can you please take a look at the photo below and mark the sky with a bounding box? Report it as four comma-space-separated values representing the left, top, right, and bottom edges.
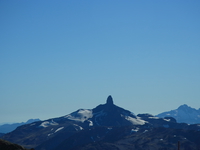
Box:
0, 0, 200, 124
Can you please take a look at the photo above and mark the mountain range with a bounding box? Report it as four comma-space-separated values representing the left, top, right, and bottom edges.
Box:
0, 119, 40, 134
157, 104, 200, 124
1, 96, 200, 150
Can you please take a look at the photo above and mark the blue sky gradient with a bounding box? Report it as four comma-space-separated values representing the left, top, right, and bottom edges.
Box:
1, 0, 200, 124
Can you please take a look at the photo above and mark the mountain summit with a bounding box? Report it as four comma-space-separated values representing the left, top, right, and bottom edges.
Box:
90, 95, 146, 126
106, 95, 114, 105
2, 96, 200, 150
156, 104, 200, 124
0, 119, 40, 133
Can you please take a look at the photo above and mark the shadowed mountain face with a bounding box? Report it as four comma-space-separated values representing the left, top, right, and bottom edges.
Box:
2, 96, 200, 150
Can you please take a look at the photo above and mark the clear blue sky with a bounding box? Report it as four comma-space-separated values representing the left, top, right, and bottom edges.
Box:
1, 0, 200, 124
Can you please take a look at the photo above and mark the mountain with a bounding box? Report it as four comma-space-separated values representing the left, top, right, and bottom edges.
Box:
2, 96, 200, 150
70, 127, 200, 150
156, 104, 200, 124
0, 133, 5, 138
0, 119, 40, 133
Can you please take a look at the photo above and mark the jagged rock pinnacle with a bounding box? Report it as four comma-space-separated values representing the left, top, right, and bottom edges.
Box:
106, 95, 114, 105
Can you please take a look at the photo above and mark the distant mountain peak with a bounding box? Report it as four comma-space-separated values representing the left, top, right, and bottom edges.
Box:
3, 97, 200, 150
106, 95, 114, 105
157, 104, 200, 124
178, 104, 190, 109
0, 119, 41, 133
26, 119, 40, 124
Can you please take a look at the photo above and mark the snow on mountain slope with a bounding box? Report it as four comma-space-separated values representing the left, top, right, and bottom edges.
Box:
4, 95, 196, 150
28, 95, 150, 131
65, 109, 93, 122
156, 104, 200, 124
39, 120, 59, 128
90, 95, 147, 126
125, 116, 146, 125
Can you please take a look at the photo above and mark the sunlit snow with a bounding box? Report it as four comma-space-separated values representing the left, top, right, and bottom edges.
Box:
130, 128, 139, 133
73, 124, 83, 130
65, 109, 93, 122
143, 130, 148, 133
125, 116, 146, 125
149, 117, 160, 119
55, 127, 64, 133
39, 120, 58, 128
164, 119, 171, 122
88, 120, 93, 126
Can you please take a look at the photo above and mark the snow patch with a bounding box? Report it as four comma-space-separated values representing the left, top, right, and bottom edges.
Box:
88, 120, 93, 126
65, 109, 93, 122
73, 124, 83, 130
48, 133, 53, 136
126, 116, 146, 125
164, 119, 171, 122
130, 128, 139, 134
55, 127, 64, 133
143, 130, 148, 133
39, 120, 58, 128
149, 117, 159, 119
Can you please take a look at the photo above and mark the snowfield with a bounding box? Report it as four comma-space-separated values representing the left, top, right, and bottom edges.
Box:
65, 109, 93, 122
125, 116, 146, 125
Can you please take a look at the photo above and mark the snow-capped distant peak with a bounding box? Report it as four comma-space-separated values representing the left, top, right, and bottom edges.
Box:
156, 104, 200, 124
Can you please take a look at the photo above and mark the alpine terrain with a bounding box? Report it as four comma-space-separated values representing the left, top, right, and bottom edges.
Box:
1, 96, 200, 150
0, 119, 40, 133
157, 104, 200, 124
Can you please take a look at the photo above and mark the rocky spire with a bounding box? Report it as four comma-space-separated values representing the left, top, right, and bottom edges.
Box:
106, 95, 114, 105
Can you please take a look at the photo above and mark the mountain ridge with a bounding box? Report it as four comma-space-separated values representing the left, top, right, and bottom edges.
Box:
2, 96, 200, 150
156, 104, 200, 124
0, 119, 40, 133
